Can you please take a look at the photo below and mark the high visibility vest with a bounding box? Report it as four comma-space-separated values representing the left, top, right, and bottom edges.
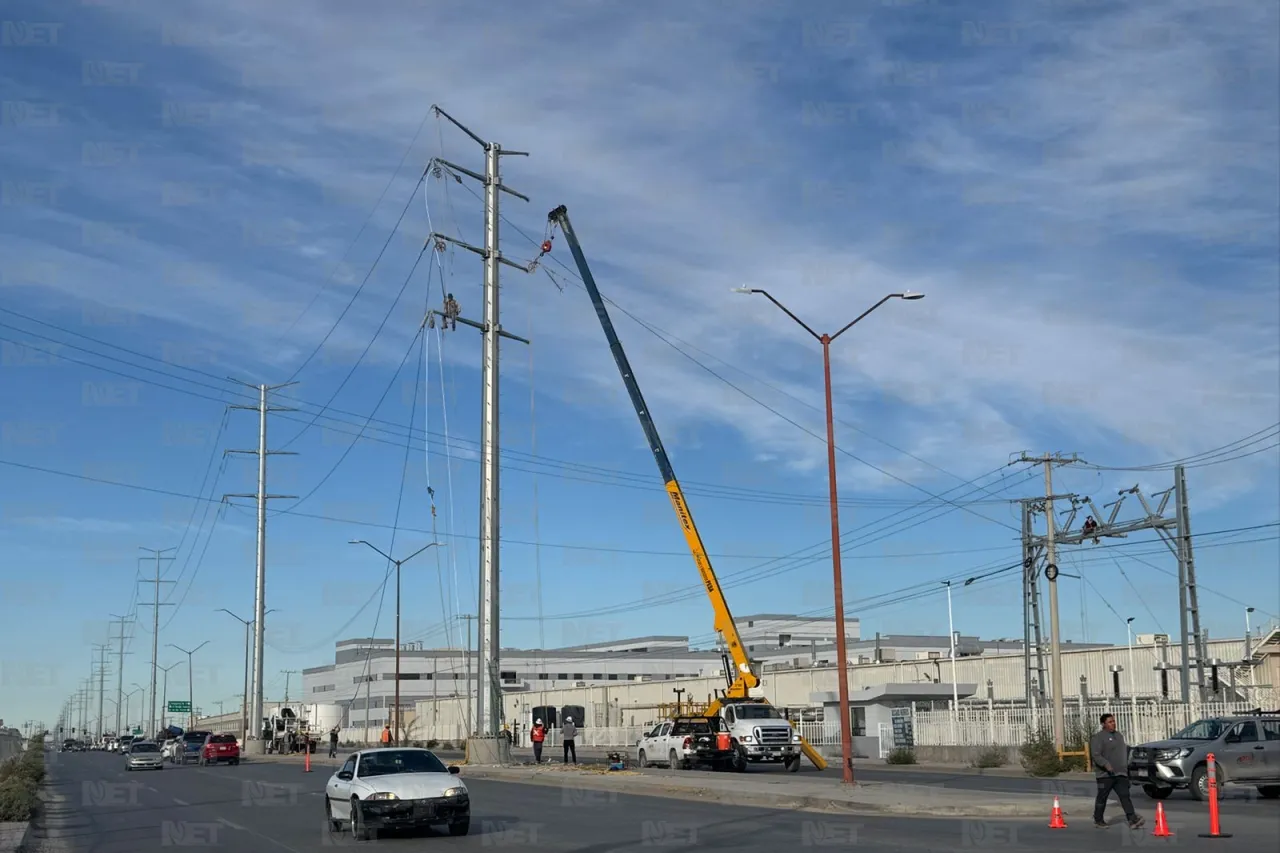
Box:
531, 726, 545, 743
380, 729, 390, 744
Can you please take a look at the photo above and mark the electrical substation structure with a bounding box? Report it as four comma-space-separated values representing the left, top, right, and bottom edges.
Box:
1019, 460, 1207, 745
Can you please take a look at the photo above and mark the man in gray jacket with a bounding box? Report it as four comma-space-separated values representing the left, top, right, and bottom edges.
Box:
561, 717, 577, 765
1089, 713, 1144, 829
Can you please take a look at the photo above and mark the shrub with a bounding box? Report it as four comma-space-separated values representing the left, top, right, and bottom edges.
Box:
439, 741, 455, 750
426, 739, 440, 749
971, 745, 1008, 768
0, 777, 37, 822
1020, 727, 1064, 777
885, 747, 917, 765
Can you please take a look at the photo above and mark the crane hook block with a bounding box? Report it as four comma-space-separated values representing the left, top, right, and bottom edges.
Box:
541, 239, 553, 253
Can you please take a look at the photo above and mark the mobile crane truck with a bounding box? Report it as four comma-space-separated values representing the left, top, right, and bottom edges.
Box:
547, 205, 827, 773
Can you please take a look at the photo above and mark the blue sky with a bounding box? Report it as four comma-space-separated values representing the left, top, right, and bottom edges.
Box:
1, 0, 1277, 730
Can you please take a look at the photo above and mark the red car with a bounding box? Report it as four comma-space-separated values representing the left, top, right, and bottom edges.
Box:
201, 733, 241, 765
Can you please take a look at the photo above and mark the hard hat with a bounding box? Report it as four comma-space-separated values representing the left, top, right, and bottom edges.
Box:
566, 716, 573, 722
535, 719, 542, 725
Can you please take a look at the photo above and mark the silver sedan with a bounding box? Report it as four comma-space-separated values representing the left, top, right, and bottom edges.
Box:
126, 741, 165, 771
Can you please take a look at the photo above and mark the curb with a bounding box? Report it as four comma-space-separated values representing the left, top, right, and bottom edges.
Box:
0, 822, 31, 853
454, 768, 1093, 819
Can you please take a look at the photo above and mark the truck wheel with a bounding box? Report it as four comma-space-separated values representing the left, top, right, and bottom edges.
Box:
1142, 784, 1171, 799
1190, 763, 1220, 801
732, 746, 748, 772
1257, 786, 1280, 799
637, 750, 647, 768
785, 756, 800, 773
668, 749, 679, 768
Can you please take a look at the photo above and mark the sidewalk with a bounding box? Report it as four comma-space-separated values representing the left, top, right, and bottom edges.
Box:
455, 764, 1096, 818
249, 752, 1093, 818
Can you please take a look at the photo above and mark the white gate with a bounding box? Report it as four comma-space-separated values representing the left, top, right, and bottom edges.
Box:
878, 722, 893, 758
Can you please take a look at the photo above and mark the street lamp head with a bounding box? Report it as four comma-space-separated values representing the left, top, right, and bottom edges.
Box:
730, 286, 754, 294
963, 577, 975, 586
348, 539, 364, 545
1126, 616, 1135, 624
899, 291, 925, 300
1247, 607, 1255, 613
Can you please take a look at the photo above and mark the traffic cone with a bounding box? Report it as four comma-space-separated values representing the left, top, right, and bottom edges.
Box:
1048, 795, 1067, 829
304, 746, 311, 773
1152, 802, 1172, 837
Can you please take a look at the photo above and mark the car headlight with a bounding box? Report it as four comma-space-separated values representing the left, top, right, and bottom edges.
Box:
443, 787, 466, 798
1155, 748, 1193, 761
365, 792, 399, 801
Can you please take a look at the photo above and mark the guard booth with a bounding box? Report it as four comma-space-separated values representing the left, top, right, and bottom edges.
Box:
811, 682, 977, 759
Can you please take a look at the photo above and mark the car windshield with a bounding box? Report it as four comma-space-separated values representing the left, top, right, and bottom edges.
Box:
733, 705, 783, 720
357, 750, 447, 778
184, 732, 210, 743
210, 735, 236, 744
131, 743, 159, 753
1171, 719, 1224, 740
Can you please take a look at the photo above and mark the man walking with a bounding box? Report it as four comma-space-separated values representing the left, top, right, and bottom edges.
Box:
328, 726, 339, 758
1090, 713, 1144, 829
561, 716, 577, 765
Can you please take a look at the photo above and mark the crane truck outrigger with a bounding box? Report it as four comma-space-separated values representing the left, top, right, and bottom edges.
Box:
546, 205, 827, 773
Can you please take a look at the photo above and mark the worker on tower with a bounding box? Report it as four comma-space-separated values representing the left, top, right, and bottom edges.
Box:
443, 293, 459, 330
1082, 515, 1100, 544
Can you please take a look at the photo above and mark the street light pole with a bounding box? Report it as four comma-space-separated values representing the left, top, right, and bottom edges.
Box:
168, 641, 210, 730
157, 662, 181, 733
349, 540, 444, 746
1126, 617, 1137, 719
219, 609, 276, 743
733, 287, 924, 784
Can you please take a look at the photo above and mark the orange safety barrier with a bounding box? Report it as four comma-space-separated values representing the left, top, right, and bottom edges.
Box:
1196, 753, 1231, 839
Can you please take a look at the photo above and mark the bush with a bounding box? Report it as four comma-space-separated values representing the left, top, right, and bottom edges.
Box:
971, 745, 1008, 768
0, 777, 37, 822
426, 739, 439, 749
1019, 727, 1065, 777
885, 747, 917, 765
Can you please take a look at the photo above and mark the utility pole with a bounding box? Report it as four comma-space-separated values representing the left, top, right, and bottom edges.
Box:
168, 641, 210, 730
426, 105, 532, 750
1017, 452, 1082, 751
281, 669, 297, 704
91, 643, 110, 741
1173, 465, 1206, 702
109, 614, 133, 738
157, 662, 181, 732
138, 547, 176, 736
225, 383, 297, 754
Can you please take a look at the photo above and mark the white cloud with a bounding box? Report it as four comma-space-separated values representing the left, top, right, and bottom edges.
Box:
4, 0, 1277, 502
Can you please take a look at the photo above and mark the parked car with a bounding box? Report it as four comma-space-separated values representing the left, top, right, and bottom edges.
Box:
636, 716, 733, 769
200, 733, 241, 766
324, 748, 469, 840
126, 741, 164, 771
179, 731, 211, 764
1128, 714, 1280, 800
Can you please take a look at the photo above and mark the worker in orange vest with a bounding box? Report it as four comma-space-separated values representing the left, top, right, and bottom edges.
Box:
530, 719, 546, 764
380, 725, 391, 747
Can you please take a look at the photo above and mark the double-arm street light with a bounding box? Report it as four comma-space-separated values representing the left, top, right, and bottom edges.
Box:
734, 287, 924, 785
219, 608, 278, 743
349, 540, 445, 746
168, 641, 210, 730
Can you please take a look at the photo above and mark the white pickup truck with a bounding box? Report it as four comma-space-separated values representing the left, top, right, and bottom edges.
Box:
636, 701, 803, 772
636, 719, 703, 768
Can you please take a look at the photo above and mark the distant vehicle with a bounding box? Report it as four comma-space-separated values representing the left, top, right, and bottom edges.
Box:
324, 748, 469, 840
179, 731, 211, 765
117, 735, 135, 755
125, 741, 164, 771
200, 733, 240, 766
161, 739, 179, 762
1128, 714, 1280, 800
636, 716, 735, 770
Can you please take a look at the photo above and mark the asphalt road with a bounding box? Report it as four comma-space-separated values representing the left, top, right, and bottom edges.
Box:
31, 749, 1278, 852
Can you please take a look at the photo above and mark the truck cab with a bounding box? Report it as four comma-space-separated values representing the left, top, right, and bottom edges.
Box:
719, 700, 802, 771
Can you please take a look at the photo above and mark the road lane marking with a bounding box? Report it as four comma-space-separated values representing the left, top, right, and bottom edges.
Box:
216, 817, 305, 853
173, 798, 189, 805
217, 817, 246, 831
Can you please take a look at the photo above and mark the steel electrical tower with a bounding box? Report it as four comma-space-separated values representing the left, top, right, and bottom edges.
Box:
91, 643, 110, 740
109, 614, 133, 737
224, 383, 297, 751
424, 105, 531, 744
138, 547, 175, 735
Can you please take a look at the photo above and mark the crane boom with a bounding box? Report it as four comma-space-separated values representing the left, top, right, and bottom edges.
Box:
547, 205, 757, 697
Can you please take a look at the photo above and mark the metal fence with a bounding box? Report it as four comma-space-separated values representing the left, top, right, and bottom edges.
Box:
912, 697, 1276, 747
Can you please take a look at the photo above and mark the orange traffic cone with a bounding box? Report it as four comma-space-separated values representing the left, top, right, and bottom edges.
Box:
304, 746, 311, 773
1152, 802, 1172, 837
1049, 795, 1067, 829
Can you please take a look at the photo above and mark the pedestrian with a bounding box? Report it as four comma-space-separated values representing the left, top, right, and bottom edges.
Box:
530, 718, 546, 764
380, 724, 391, 747
1090, 713, 1144, 829
561, 716, 577, 765
328, 726, 339, 758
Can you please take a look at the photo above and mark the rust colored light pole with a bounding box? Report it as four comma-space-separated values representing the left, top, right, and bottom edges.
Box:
733, 287, 925, 784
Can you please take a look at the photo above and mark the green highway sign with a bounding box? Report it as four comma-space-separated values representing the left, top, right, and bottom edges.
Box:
167, 701, 191, 713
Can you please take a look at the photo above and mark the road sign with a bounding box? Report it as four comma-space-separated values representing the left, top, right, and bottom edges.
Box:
167, 701, 190, 713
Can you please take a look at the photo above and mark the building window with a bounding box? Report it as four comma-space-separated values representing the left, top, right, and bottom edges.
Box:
591, 673, 603, 680
779, 633, 791, 646
572, 673, 583, 680
608, 674, 618, 681
537, 673, 548, 680
500, 671, 517, 682
557, 673, 568, 680
928, 651, 941, 659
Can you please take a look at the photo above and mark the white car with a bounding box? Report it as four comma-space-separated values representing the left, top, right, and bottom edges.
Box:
324, 748, 469, 841
161, 739, 179, 762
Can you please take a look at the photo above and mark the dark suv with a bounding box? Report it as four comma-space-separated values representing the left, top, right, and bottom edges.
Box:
179, 730, 212, 764
201, 733, 241, 766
